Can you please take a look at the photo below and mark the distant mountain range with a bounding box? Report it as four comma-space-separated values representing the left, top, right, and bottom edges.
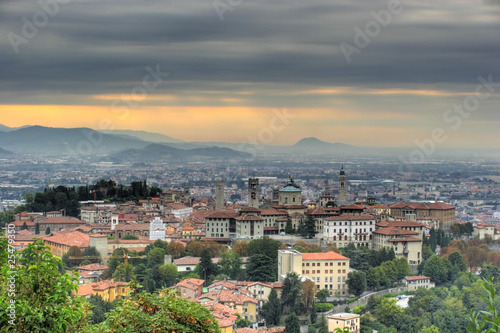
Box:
291, 137, 355, 153
108, 143, 251, 162
99, 129, 183, 144
0, 124, 359, 158
0, 147, 14, 155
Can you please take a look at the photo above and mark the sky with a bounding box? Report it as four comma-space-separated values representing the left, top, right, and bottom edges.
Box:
0, 0, 499, 148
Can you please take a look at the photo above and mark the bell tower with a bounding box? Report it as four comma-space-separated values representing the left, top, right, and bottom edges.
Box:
248, 178, 260, 208
338, 165, 346, 203
215, 179, 225, 210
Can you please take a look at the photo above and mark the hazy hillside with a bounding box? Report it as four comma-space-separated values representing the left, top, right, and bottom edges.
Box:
100, 129, 183, 143
107, 143, 251, 162
0, 126, 149, 154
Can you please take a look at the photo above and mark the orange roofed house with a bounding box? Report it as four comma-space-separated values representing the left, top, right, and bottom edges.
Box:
278, 250, 350, 296
77, 279, 131, 302
174, 278, 205, 299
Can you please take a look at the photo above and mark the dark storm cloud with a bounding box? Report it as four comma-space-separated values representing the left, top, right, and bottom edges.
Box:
0, 0, 499, 99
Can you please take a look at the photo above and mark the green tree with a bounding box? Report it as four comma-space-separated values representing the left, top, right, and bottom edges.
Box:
316, 289, 330, 303
217, 251, 243, 280
347, 270, 367, 297
479, 263, 499, 282
466, 277, 500, 333
34, 222, 40, 234
159, 263, 178, 287
236, 318, 252, 328
318, 314, 329, 333
0, 238, 87, 332
246, 254, 276, 282
285, 217, 294, 234
45, 226, 51, 235
420, 325, 440, 333
122, 234, 139, 240
21, 221, 28, 230
310, 301, 318, 324
448, 251, 466, 271
422, 255, 450, 284
282, 272, 303, 313
87, 295, 115, 325
112, 263, 136, 282
147, 247, 166, 268
301, 215, 317, 239
196, 248, 218, 286
63, 246, 83, 267
429, 228, 437, 252
261, 288, 282, 326
82, 246, 102, 264
247, 236, 281, 265
92, 289, 221, 332
284, 312, 300, 333
374, 298, 403, 328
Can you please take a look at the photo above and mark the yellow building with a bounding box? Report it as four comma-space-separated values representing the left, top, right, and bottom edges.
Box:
372, 227, 423, 266
389, 201, 455, 229
77, 279, 131, 302
278, 250, 350, 295
328, 313, 360, 333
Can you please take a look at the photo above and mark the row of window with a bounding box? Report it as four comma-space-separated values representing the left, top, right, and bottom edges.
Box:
328, 221, 374, 226
302, 262, 347, 267
316, 283, 346, 290
302, 270, 347, 278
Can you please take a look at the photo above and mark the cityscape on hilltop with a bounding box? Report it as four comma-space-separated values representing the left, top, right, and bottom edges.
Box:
1, 128, 499, 331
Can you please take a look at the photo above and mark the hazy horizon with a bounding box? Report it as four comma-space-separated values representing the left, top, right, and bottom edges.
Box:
1, 0, 499, 149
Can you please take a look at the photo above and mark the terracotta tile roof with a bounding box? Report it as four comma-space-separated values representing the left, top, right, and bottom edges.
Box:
390, 201, 454, 210
217, 289, 258, 305
264, 227, 278, 231
11, 220, 36, 227
387, 237, 422, 242
325, 214, 375, 221
205, 210, 239, 219
302, 251, 348, 261
239, 207, 262, 213
341, 204, 365, 210
209, 280, 239, 290
12, 230, 37, 241
174, 256, 201, 266
405, 275, 430, 281
175, 278, 205, 290
235, 215, 263, 221
374, 227, 419, 236
236, 329, 259, 333
376, 220, 427, 228
113, 223, 150, 231
43, 231, 89, 248
77, 283, 94, 297
75, 263, 109, 271
36, 216, 85, 224
260, 208, 288, 216
273, 205, 308, 210
91, 279, 129, 291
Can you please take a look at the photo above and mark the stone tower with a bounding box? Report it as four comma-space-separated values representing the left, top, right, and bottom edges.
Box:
338, 165, 347, 203
89, 234, 108, 264
215, 179, 225, 210
248, 178, 260, 208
